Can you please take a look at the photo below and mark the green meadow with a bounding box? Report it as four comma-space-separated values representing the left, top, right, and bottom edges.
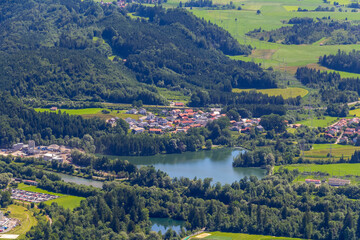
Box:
296, 116, 339, 128
275, 163, 360, 179
303, 144, 360, 160
35, 108, 141, 120
193, 231, 304, 240
17, 183, 85, 210
233, 87, 308, 99
159, 0, 360, 76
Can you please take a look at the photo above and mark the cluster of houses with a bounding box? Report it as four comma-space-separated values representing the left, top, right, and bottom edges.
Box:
305, 178, 351, 186
109, 107, 263, 135
325, 118, 360, 144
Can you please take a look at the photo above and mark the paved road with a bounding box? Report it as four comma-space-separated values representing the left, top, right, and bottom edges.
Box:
334, 131, 344, 145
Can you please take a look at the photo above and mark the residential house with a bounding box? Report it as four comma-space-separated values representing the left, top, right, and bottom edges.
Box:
127, 109, 138, 114
328, 178, 350, 186
132, 128, 145, 134
139, 108, 147, 115
149, 128, 162, 134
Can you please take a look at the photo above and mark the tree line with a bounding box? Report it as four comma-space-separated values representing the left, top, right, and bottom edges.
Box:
247, 17, 360, 45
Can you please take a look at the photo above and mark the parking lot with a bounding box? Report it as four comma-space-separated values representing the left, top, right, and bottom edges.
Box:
11, 189, 58, 203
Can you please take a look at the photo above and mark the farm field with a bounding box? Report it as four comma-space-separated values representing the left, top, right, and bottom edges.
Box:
2, 205, 37, 238
34, 108, 141, 120
192, 231, 304, 240
303, 144, 360, 160
17, 183, 85, 210
275, 163, 360, 180
232, 87, 308, 99
296, 116, 339, 128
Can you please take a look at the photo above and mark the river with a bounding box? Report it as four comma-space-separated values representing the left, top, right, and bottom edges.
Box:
117, 148, 266, 185
48, 171, 104, 189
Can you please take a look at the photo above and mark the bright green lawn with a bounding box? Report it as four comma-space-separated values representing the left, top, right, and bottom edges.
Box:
193, 231, 304, 240
296, 116, 339, 128
3, 205, 38, 237
34, 108, 141, 120
17, 183, 85, 210
232, 87, 308, 99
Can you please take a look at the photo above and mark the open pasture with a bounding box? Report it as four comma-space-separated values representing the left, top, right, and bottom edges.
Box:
232, 87, 308, 99
35, 108, 141, 120
296, 116, 339, 128
192, 231, 304, 240
275, 163, 360, 178
303, 144, 360, 160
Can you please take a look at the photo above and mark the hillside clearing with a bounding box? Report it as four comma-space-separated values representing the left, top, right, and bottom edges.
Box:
232, 87, 308, 99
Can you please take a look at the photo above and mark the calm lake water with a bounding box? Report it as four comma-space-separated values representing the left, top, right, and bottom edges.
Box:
150, 218, 186, 234
118, 148, 266, 185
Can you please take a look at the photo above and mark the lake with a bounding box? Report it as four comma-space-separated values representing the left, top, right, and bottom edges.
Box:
150, 218, 186, 234
117, 148, 266, 185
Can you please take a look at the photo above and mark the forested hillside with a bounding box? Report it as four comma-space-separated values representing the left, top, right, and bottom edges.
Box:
295, 67, 359, 103
320, 50, 360, 74
0, 0, 276, 105
247, 17, 360, 45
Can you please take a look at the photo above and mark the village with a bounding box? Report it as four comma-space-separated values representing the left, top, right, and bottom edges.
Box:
107, 106, 263, 135
325, 117, 360, 144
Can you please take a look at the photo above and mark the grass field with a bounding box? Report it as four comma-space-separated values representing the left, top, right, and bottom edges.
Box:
3, 205, 37, 238
296, 116, 339, 128
192, 231, 304, 240
17, 183, 85, 210
349, 108, 360, 117
157, 87, 190, 103
232, 87, 308, 99
275, 163, 360, 176
303, 144, 360, 160
34, 108, 141, 120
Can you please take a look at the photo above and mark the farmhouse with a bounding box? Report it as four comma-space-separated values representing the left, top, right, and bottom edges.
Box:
328, 178, 350, 186
305, 179, 321, 185
23, 180, 39, 186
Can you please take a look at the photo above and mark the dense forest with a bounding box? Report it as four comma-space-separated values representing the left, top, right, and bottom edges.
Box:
247, 17, 360, 45
320, 50, 360, 74
16, 159, 360, 240
0, 0, 278, 107
295, 67, 359, 103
